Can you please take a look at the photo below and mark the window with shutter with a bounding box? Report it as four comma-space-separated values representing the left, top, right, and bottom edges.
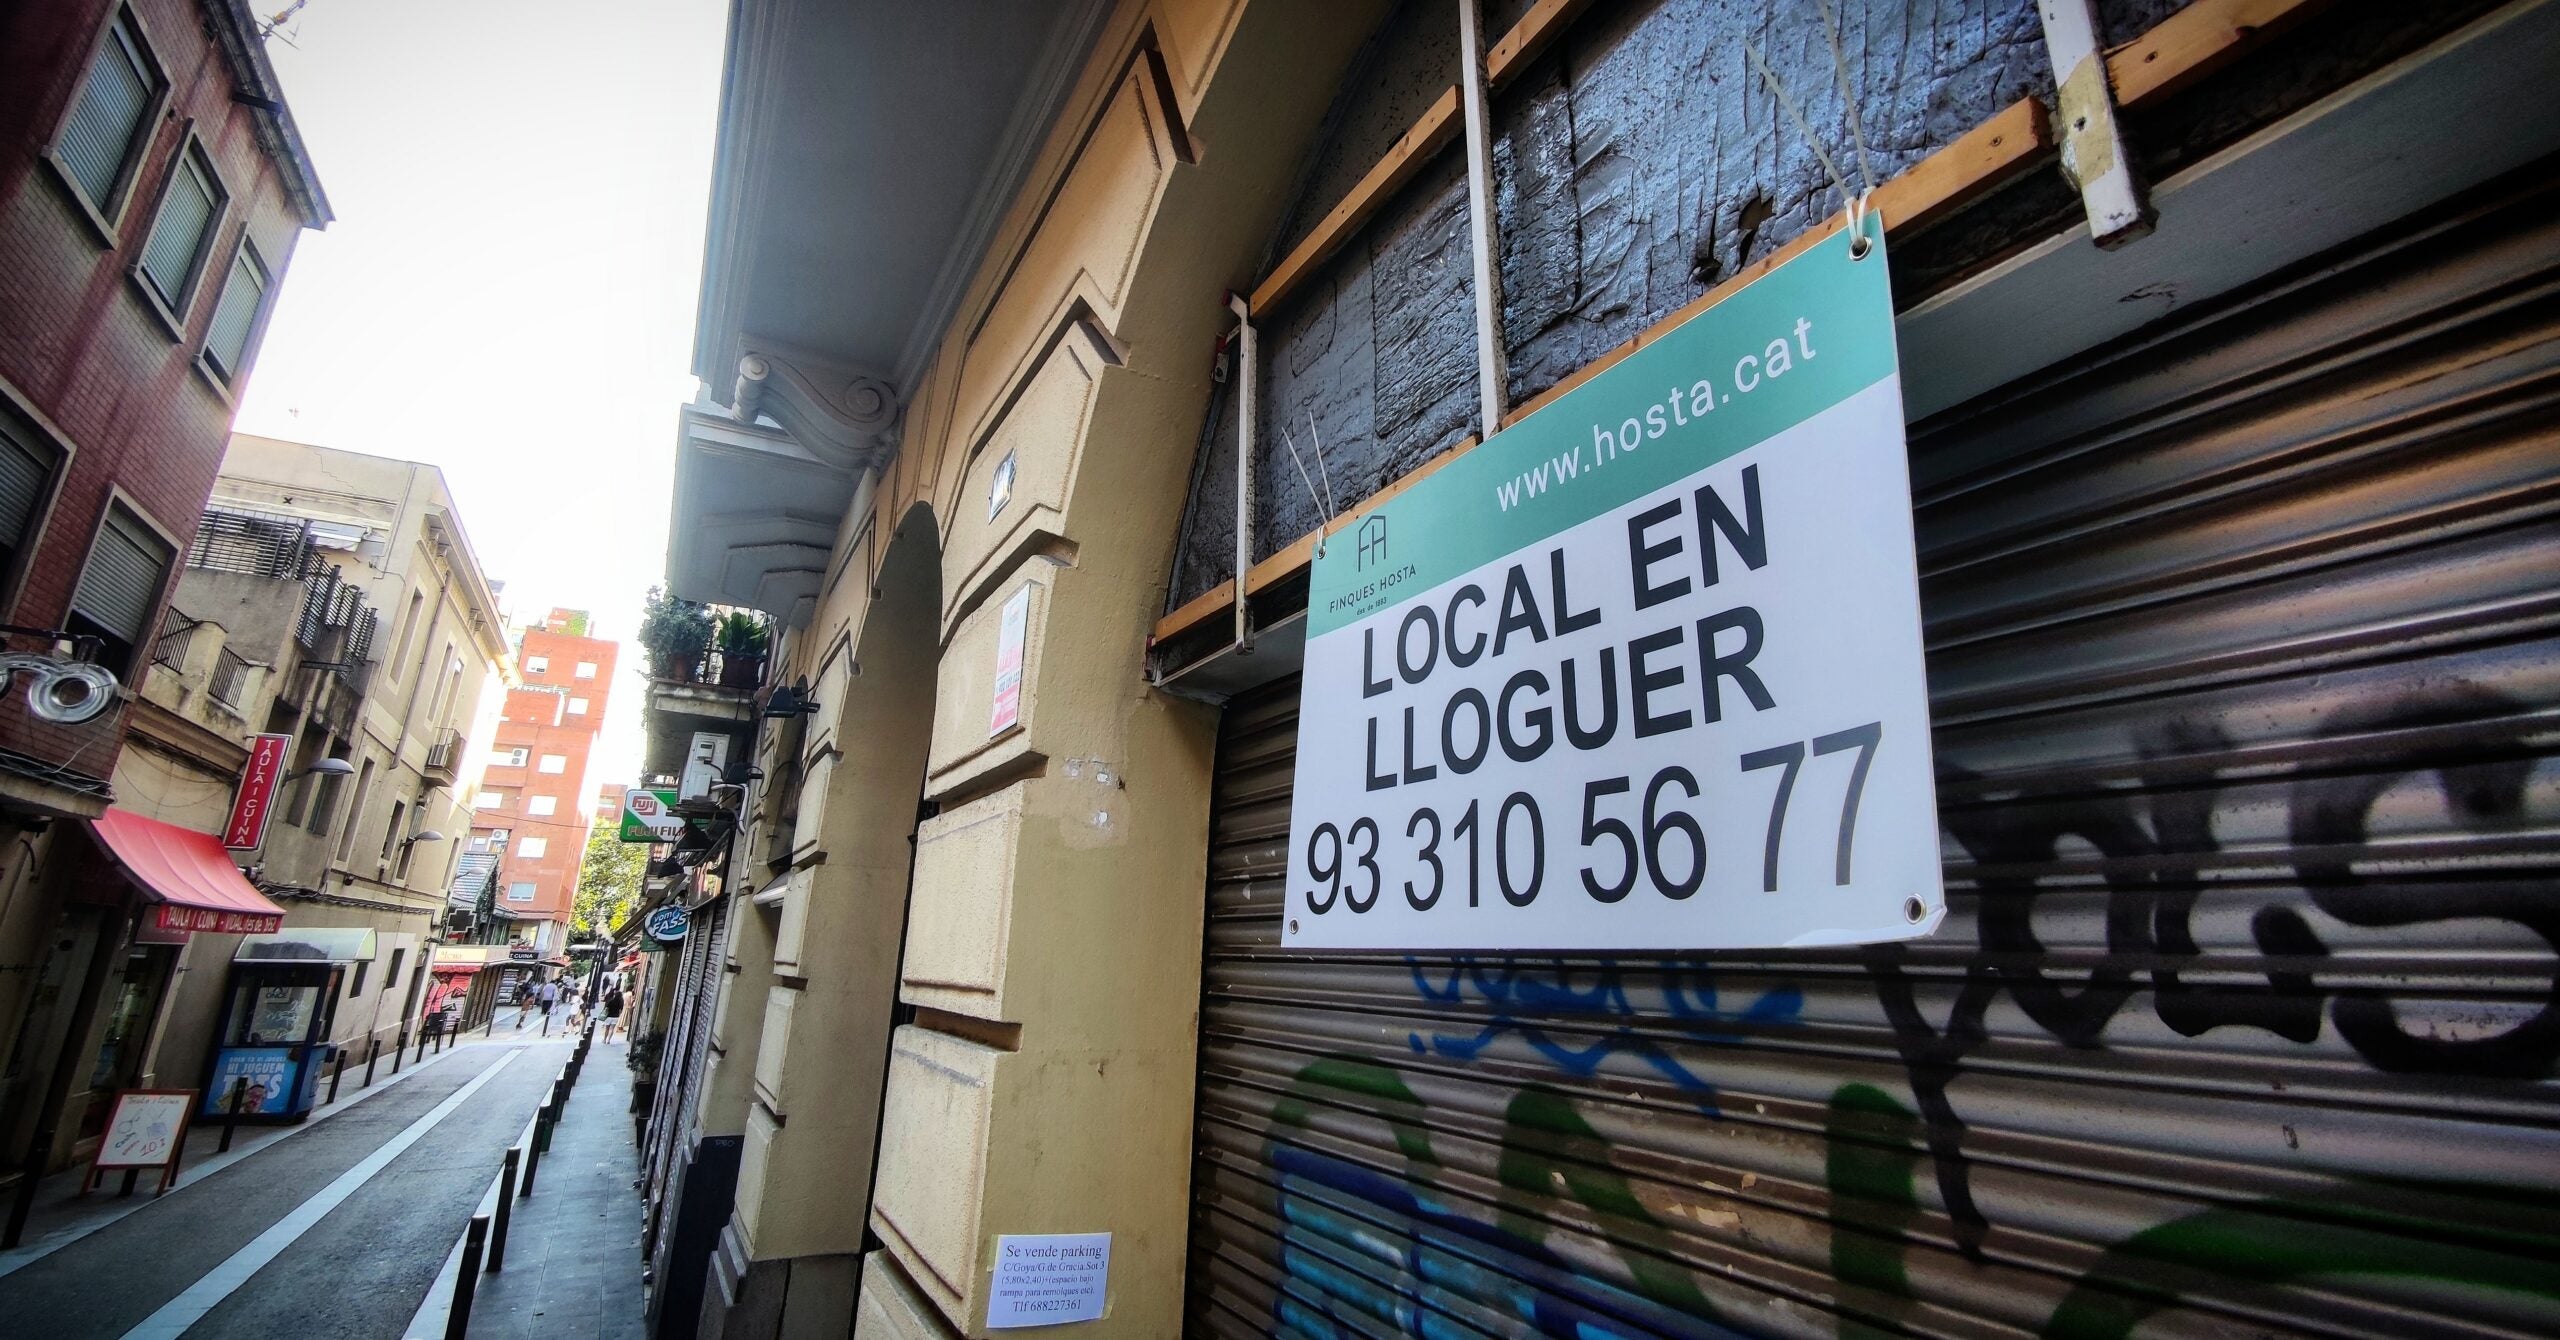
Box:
0, 411, 60, 589
138, 148, 223, 314
201, 243, 268, 380
68, 503, 174, 673
54, 12, 160, 215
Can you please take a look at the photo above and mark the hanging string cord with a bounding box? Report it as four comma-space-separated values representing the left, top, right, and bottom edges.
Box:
1816, 0, 1878, 194
1304, 408, 1340, 524
1278, 421, 1335, 557
1745, 32, 1875, 256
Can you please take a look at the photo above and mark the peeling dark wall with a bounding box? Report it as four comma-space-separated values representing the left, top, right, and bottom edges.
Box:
1168, 0, 2198, 612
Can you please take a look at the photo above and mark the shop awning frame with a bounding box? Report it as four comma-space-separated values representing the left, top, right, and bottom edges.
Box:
90, 807, 286, 936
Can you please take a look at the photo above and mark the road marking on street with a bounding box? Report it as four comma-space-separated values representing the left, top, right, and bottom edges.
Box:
117, 1047, 524, 1340
0, 1038, 484, 1281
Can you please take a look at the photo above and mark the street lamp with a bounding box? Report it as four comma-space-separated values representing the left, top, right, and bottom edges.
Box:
289, 757, 355, 780
401, 829, 447, 847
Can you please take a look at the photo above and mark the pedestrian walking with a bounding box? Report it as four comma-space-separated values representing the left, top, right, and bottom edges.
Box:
536, 977, 560, 1036
564, 980, 585, 1031
512, 976, 537, 1030
602, 983, 626, 1043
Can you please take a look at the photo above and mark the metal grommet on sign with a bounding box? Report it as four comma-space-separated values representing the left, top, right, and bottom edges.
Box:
1845, 191, 1876, 261
1903, 896, 1926, 923
1288, 919, 1300, 935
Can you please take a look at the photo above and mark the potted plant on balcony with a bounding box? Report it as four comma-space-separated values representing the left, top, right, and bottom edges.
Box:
714, 611, 768, 689
638, 586, 714, 682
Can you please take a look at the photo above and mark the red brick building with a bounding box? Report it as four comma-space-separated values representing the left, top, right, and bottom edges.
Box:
0, 2, 326, 1180
468, 609, 618, 959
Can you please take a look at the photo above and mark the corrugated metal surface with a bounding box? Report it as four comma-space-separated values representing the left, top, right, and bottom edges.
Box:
645, 898, 728, 1215
1183, 173, 2560, 1338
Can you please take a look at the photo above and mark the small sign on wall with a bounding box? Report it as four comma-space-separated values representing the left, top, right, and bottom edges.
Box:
989, 585, 1030, 737
987, 1232, 1109, 1328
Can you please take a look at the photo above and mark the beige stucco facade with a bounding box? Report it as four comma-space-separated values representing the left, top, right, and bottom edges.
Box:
674, 3, 1388, 1335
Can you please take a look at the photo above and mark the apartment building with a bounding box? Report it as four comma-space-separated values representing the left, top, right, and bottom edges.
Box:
464, 609, 618, 964
0, 1, 327, 1182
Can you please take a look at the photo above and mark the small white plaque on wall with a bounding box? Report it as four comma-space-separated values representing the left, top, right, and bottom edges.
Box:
986, 1232, 1110, 1328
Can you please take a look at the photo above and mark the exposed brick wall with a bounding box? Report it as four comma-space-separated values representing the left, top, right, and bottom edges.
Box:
0, 0, 315, 665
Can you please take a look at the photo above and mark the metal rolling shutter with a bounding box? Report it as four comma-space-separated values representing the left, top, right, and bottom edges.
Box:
1183, 173, 2560, 1338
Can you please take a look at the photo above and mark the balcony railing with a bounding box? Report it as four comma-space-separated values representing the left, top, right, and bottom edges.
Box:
653, 647, 766, 693
0, 625, 131, 814
422, 727, 463, 785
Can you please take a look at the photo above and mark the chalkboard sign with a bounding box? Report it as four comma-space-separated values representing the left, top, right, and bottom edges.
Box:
87, 1088, 197, 1194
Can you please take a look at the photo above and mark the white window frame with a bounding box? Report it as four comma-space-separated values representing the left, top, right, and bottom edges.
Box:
43, 4, 170, 241
516, 836, 547, 858
537, 754, 568, 775
573, 661, 598, 679
525, 654, 549, 674
566, 697, 589, 716
526, 795, 558, 817
473, 791, 505, 810
505, 881, 537, 903
130, 129, 232, 335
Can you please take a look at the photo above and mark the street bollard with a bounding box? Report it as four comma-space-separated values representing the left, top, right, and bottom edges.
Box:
364, 1038, 381, 1087
216, 1078, 247, 1154
328, 1048, 346, 1105
519, 1124, 542, 1199
486, 1147, 520, 1272
535, 1098, 558, 1155
447, 1213, 489, 1340
414, 1027, 428, 1067
391, 1033, 404, 1075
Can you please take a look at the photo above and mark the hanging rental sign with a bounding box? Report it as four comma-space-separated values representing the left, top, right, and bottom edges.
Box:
1285, 221, 1941, 951
221, 733, 291, 850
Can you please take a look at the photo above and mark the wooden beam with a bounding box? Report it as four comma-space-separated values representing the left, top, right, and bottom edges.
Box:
1159, 0, 2302, 651
1485, 0, 1603, 85
1248, 0, 1598, 318
2107, 0, 2337, 108
1154, 95, 2053, 649
1248, 90, 1458, 315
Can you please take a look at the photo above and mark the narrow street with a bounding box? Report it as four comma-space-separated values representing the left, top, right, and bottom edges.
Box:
0, 1030, 640, 1340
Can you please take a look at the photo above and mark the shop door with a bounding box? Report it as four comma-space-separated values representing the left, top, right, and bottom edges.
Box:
75, 943, 176, 1143
1182, 175, 2560, 1336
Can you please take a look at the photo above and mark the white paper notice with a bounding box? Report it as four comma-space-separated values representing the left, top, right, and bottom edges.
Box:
986, 1232, 1110, 1329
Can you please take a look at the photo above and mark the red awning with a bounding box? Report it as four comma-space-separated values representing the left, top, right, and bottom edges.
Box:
90, 807, 286, 935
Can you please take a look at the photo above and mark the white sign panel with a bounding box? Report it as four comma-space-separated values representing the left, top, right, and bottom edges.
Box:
1286, 223, 1942, 951
986, 1232, 1110, 1328
989, 584, 1030, 737
96, 1091, 191, 1168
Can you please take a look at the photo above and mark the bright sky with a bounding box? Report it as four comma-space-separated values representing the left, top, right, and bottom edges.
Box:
234, 0, 729, 792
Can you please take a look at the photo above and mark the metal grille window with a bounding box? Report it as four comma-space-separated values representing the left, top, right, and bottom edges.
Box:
207, 647, 250, 708
137, 146, 223, 314
0, 410, 61, 583
151, 608, 197, 671
188, 505, 310, 577
68, 503, 174, 672
54, 10, 158, 212
200, 242, 268, 380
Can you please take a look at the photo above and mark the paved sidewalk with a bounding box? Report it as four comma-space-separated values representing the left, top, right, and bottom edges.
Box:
453, 1032, 645, 1340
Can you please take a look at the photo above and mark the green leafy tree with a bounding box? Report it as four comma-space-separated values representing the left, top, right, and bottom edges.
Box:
576, 822, 647, 935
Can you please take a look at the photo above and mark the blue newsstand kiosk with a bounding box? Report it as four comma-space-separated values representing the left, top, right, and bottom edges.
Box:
202, 929, 377, 1121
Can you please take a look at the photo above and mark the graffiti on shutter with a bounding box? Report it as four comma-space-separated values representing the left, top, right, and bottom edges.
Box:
1184, 175, 2560, 1337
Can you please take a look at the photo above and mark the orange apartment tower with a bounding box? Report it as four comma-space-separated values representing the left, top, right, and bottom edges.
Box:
467, 609, 619, 960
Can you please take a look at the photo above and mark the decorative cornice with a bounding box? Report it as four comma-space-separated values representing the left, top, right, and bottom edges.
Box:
732, 343, 901, 473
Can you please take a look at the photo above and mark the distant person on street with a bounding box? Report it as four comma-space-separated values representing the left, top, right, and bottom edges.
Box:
512, 978, 537, 1030
536, 978, 561, 1036
602, 983, 626, 1043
